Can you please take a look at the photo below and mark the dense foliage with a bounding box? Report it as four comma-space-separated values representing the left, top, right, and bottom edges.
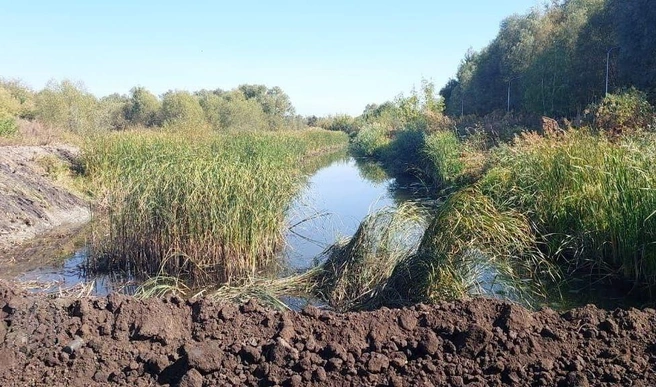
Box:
439, 0, 656, 117
0, 77, 308, 136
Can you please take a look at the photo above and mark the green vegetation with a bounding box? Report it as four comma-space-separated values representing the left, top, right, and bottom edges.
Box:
480, 131, 656, 287
313, 58, 656, 309
315, 205, 426, 311
3, 0, 656, 310
439, 0, 656, 117
591, 89, 655, 134
85, 128, 348, 285
383, 188, 554, 305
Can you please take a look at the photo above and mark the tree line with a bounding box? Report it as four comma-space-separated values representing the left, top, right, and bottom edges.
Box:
0, 79, 306, 135
439, 0, 656, 118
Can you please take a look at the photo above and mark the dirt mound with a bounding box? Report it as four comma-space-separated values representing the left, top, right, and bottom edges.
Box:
1, 283, 655, 386
0, 145, 90, 274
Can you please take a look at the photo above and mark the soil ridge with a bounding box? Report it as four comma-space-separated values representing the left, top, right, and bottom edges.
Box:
0, 283, 654, 386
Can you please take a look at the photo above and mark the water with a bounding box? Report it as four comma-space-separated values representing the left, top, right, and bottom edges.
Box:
17, 248, 138, 296
18, 155, 409, 294
284, 156, 400, 271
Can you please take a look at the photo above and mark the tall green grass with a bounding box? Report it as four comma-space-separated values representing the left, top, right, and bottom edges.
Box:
84, 128, 347, 285
422, 131, 465, 188
480, 130, 656, 288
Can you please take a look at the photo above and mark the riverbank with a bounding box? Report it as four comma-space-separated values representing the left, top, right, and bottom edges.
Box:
1, 281, 654, 386
0, 145, 90, 275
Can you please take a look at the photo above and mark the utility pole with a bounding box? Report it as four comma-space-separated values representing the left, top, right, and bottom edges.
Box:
606, 46, 620, 96
507, 76, 521, 113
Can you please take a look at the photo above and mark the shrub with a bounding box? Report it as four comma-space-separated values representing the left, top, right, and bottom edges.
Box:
381, 129, 425, 175
124, 87, 161, 127
0, 116, 17, 137
160, 90, 206, 129
593, 88, 655, 134
35, 79, 101, 134
351, 123, 389, 157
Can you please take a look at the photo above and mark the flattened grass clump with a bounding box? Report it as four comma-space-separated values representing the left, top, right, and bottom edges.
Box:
481, 130, 656, 287
84, 129, 347, 285
315, 204, 426, 311
382, 188, 555, 305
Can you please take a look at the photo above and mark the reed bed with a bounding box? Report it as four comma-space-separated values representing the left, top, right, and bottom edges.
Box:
338, 126, 655, 307
83, 128, 347, 285
480, 130, 656, 288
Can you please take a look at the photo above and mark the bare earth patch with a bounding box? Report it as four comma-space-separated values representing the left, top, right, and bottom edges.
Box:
0, 283, 655, 386
0, 145, 90, 275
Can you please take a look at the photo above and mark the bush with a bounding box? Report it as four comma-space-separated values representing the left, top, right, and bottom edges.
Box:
35, 79, 101, 133
319, 114, 360, 134
124, 87, 161, 127
351, 123, 389, 157
381, 129, 425, 174
593, 88, 655, 134
0, 116, 17, 137
160, 90, 206, 129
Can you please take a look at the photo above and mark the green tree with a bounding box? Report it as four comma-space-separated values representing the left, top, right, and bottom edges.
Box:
99, 93, 129, 130
124, 87, 161, 127
215, 90, 268, 131
0, 78, 35, 119
613, 0, 656, 103
35, 79, 100, 133
160, 90, 206, 128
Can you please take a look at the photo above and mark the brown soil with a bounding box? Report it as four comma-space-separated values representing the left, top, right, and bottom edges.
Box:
1, 282, 655, 386
0, 145, 90, 275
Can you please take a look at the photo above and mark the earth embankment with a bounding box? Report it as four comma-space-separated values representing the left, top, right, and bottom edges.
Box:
0, 282, 654, 386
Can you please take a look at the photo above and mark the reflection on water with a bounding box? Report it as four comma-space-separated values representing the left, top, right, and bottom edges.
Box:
17, 248, 138, 296
285, 156, 402, 271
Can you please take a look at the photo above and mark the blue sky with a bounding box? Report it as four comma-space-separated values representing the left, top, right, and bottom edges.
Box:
1, 0, 539, 116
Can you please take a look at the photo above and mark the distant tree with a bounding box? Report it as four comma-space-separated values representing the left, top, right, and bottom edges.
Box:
35, 79, 100, 133
215, 90, 268, 131
124, 87, 161, 127
99, 93, 129, 130
237, 84, 296, 129
0, 86, 22, 136
0, 78, 35, 119
613, 0, 656, 103
196, 91, 224, 130
0, 86, 23, 118
306, 115, 318, 127
160, 90, 205, 128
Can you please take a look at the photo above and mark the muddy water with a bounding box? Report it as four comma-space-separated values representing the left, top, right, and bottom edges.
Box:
17, 154, 414, 295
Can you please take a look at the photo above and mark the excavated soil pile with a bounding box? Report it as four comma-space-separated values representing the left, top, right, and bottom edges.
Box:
0, 282, 655, 387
